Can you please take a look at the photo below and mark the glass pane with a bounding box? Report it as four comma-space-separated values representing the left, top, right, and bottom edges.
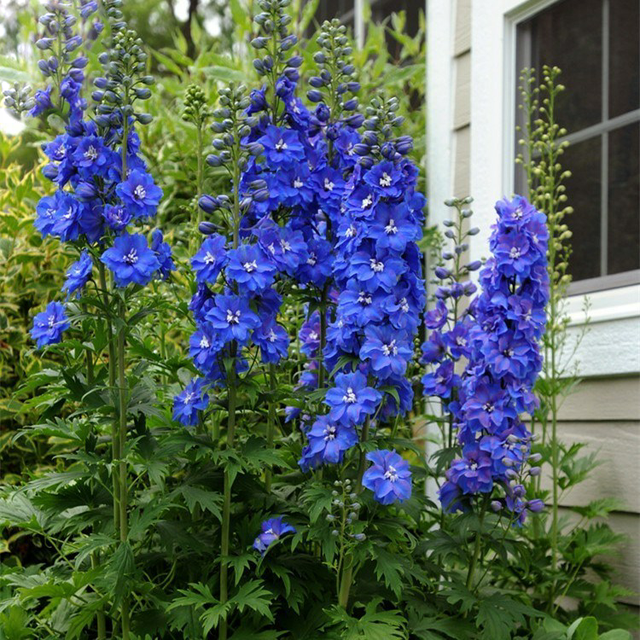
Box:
522, 0, 603, 133
563, 136, 603, 281
609, 0, 640, 118
608, 122, 640, 274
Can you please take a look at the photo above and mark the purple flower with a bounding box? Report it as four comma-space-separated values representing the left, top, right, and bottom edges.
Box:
363, 161, 403, 198
189, 325, 221, 374
252, 319, 289, 364
362, 449, 412, 505
151, 229, 174, 279
116, 169, 162, 218
103, 204, 132, 232
253, 517, 296, 554
257, 126, 306, 168
172, 378, 209, 426
324, 371, 381, 425
100, 233, 160, 287
31, 301, 70, 348
421, 360, 459, 399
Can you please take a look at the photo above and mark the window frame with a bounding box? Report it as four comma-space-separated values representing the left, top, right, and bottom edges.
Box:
511, 0, 640, 293
460, 0, 640, 378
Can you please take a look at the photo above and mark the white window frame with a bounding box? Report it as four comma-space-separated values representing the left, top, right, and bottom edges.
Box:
462, 0, 640, 377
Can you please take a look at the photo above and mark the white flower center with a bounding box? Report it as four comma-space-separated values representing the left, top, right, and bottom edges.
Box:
307, 252, 317, 266
384, 465, 398, 482
362, 194, 373, 209
268, 329, 277, 342
370, 258, 385, 273
123, 249, 138, 265
512, 206, 523, 219
308, 331, 318, 341
48, 315, 56, 327
324, 178, 334, 191
483, 402, 494, 413
358, 291, 372, 305
343, 387, 357, 404
275, 138, 287, 151
379, 172, 392, 187
226, 310, 241, 325
243, 260, 257, 273
280, 239, 291, 252
324, 425, 337, 441
400, 297, 409, 313
382, 340, 398, 356
509, 247, 521, 259
204, 252, 216, 265
200, 336, 210, 348
134, 185, 146, 200
293, 177, 303, 188
385, 219, 398, 235
468, 461, 478, 471
345, 225, 356, 238
85, 145, 98, 160
184, 392, 195, 404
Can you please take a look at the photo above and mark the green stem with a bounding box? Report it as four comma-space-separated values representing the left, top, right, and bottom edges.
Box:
219, 354, 237, 640
98, 264, 120, 533
466, 505, 486, 590
265, 364, 277, 493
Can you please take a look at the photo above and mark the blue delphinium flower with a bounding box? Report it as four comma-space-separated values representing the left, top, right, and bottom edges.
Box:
257, 125, 306, 167
115, 169, 163, 218
434, 196, 549, 521
205, 294, 261, 344
359, 325, 413, 378
150, 229, 175, 280
62, 250, 93, 297
298, 416, 358, 469
252, 517, 296, 555
252, 319, 289, 364
225, 243, 277, 293
324, 371, 382, 425
191, 235, 227, 284
100, 233, 160, 287
102, 204, 132, 231
362, 449, 412, 505
30, 301, 70, 348
172, 378, 210, 426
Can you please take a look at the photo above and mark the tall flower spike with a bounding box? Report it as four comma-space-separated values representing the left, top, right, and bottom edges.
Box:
438, 195, 549, 524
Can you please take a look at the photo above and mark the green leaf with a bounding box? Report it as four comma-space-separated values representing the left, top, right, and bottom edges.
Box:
231, 580, 274, 622
568, 617, 598, 640
177, 485, 223, 520
372, 546, 403, 597
599, 631, 632, 640
0, 66, 31, 83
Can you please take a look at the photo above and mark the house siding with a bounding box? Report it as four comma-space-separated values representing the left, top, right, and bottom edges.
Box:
427, 0, 640, 624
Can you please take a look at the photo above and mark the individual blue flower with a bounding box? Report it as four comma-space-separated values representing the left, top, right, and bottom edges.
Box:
62, 250, 93, 297
51, 191, 83, 242
28, 85, 53, 118
363, 161, 403, 198
225, 243, 276, 293
360, 325, 413, 378
252, 319, 289, 364
191, 235, 227, 284
299, 416, 358, 469
205, 294, 261, 344
350, 251, 406, 292
257, 125, 306, 168
35, 192, 62, 237
447, 444, 494, 495
72, 135, 110, 177
336, 281, 386, 326
103, 203, 132, 232
100, 233, 160, 287
369, 203, 419, 252
150, 229, 174, 280
362, 449, 412, 505
189, 325, 221, 374
421, 360, 459, 398
324, 371, 382, 425
116, 169, 163, 218
297, 238, 334, 287
30, 301, 70, 348
252, 517, 296, 555
172, 378, 209, 426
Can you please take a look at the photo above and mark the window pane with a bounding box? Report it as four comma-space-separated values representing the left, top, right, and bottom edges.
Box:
525, 0, 603, 132
563, 136, 603, 281
608, 122, 640, 274
609, 0, 640, 118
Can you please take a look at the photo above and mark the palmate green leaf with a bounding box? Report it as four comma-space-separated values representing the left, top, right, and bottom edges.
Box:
0, 605, 34, 640
231, 580, 274, 622
476, 594, 539, 640
176, 485, 223, 520
227, 553, 255, 587
105, 541, 135, 604
200, 602, 233, 635
0, 493, 47, 531
372, 546, 404, 597
329, 599, 406, 640
65, 606, 96, 640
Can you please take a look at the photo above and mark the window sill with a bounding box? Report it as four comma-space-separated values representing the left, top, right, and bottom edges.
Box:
566, 282, 640, 326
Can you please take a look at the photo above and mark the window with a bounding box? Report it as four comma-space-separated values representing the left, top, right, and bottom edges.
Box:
515, 0, 640, 293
